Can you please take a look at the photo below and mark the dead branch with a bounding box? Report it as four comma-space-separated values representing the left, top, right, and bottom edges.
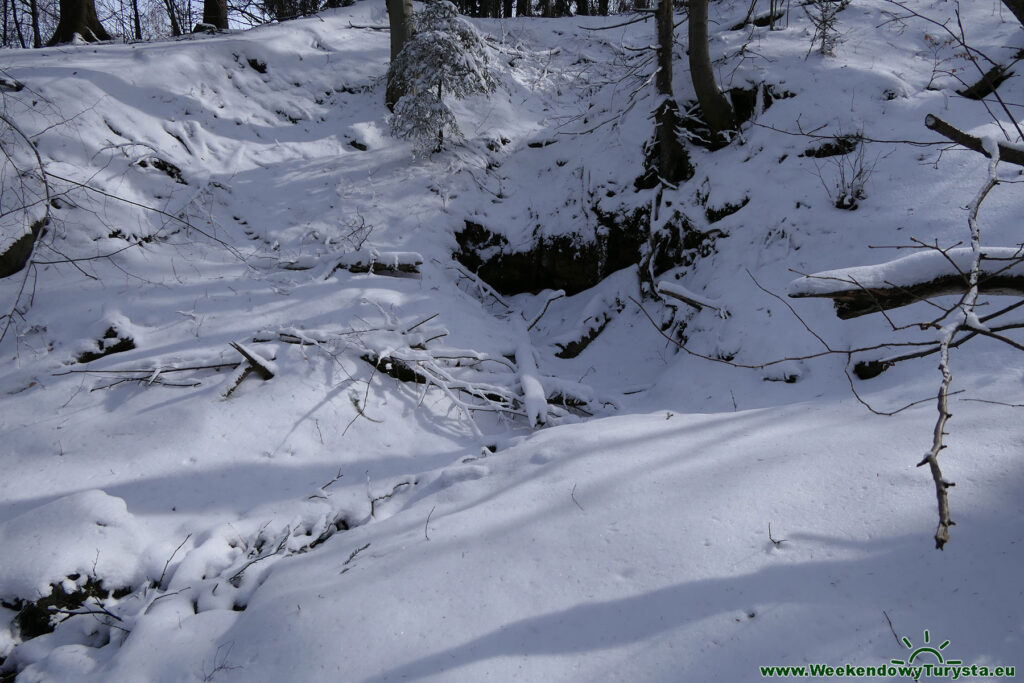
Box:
656, 280, 729, 316
925, 114, 1024, 167
789, 246, 1024, 319
332, 250, 422, 275
631, 295, 938, 370
157, 534, 192, 589
229, 342, 275, 380
223, 365, 254, 399
53, 361, 241, 376
91, 377, 201, 391
526, 290, 566, 331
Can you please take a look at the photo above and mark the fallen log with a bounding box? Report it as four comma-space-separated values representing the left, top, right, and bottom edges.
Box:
334, 250, 423, 275
788, 246, 1024, 319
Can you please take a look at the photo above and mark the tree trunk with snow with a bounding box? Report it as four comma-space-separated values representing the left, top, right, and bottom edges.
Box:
47, 0, 111, 44
203, 0, 228, 29
386, 0, 414, 109
688, 0, 735, 133
652, 0, 691, 185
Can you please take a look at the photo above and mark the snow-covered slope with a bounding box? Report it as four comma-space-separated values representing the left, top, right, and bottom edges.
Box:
1, 0, 1022, 680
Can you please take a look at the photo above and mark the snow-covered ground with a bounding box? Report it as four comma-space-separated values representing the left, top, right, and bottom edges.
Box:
1, 0, 1022, 680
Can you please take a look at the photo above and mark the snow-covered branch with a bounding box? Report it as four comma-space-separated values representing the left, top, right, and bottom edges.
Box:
788, 246, 1024, 319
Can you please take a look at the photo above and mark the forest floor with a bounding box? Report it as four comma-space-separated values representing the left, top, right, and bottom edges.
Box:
1, 0, 1022, 680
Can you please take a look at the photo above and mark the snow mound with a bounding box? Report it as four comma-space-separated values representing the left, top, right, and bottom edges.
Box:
0, 491, 147, 600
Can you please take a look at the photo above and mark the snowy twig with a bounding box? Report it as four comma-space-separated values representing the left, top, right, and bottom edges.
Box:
883, 610, 902, 646
526, 290, 566, 331
425, 506, 435, 540
228, 533, 288, 587
340, 543, 371, 574
570, 483, 584, 511
751, 120, 943, 148
631, 295, 943, 370
919, 139, 1000, 550
369, 481, 414, 517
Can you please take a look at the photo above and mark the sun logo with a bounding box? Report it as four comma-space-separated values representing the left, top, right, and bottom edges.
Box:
891, 629, 962, 667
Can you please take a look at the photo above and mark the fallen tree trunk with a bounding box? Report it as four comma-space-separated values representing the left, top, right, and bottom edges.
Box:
789, 246, 1024, 319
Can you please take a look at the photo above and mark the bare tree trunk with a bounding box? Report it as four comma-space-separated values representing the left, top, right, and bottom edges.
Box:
162, 0, 181, 35
28, 0, 40, 46
502, 0, 512, 16
385, 0, 413, 109
576, 0, 588, 15
12, 0, 26, 46
48, 0, 111, 43
516, 0, 531, 16
651, 0, 690, 184
203, 0, 227, 28
130, 0, 141, 37
598, 0, 607, 15
436, 81, 444, 152
688, 0, 735, 132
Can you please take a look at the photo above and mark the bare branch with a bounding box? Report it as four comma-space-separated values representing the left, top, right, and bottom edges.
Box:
925, 114, 1024, 167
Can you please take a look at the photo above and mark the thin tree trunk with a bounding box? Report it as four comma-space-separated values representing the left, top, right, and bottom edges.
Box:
516, 0, 530, 17
688, 0, 735, 133
12, 0, 26, 47
436, 81, 444, 152
655, 0, 672, 97
652, 0, 690, 184
162, 0, 181, 35
576, 0, 587, 15
130, 0, 141, 37
385, 0, 413, 109
28, 0, 40, 46
598, 0, 607, 15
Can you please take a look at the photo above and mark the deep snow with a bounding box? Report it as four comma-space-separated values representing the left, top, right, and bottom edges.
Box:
1, 0, 1022, 680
